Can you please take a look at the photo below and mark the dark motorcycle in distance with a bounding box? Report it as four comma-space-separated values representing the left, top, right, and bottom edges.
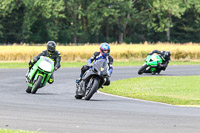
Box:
75, 59, 110, 100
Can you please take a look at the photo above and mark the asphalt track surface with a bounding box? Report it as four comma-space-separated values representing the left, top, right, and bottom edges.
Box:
0, 65, 200, 133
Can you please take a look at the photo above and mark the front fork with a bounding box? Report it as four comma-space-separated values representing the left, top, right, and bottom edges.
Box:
87, 77, 94, 90
82, 76, 98, 96
32, 71, 46, 88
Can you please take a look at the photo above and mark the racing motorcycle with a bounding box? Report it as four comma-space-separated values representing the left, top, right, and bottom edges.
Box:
25, 56, 54, 94
138, 53, 163, 75
75, 59, 110, 100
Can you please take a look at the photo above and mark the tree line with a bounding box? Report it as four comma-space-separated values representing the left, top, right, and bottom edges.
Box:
0, 0, 200, 44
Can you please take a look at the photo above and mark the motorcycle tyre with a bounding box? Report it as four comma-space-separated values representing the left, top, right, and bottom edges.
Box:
84, 78, 99, 100
31, 75, 43, 94
138, 64, 148, 75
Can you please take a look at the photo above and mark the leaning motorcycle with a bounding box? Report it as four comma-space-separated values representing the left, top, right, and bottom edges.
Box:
26, 56, 54, 94
138, 53, 163, 75
75, 59, 110, 100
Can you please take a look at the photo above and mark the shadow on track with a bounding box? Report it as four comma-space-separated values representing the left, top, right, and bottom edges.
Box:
27, 93, 57, 95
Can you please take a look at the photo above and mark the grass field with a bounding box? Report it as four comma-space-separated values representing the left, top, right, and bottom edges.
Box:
0, 61, 200, 68
101, 76, 200, 106
0, 43, 200, 62
0, 129, 41, 133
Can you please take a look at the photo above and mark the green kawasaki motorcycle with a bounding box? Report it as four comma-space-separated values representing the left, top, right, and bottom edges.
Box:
26, 56, 54, 94
138, 53, 163, 75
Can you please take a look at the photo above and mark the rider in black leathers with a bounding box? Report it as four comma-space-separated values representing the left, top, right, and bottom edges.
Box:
26, 41, 61, 84
148, 50, 171, 74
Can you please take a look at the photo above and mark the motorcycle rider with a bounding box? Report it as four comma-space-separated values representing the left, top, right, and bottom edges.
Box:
76, 42, 113, 86
148, 50, 171, 74
26, 41, 61, 84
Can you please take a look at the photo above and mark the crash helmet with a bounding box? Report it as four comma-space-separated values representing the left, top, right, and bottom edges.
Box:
47, 41, 56, 53
100, 43, 110, 57
164, 51, 171, 58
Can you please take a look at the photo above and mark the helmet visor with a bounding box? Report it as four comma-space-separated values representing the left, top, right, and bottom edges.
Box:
103, 50, 109, 53
48, 47, 55, 52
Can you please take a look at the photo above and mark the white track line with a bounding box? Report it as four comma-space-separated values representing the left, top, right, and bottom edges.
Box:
98, 91, 200, 108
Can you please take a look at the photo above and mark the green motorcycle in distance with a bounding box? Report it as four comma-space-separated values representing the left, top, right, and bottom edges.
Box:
138, 53, 163, 75
26, 56, 54, 94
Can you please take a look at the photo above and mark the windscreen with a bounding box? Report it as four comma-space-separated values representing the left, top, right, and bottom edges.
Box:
38, 56, 54, 72
93, 58, 108, 72
43, 57, 54, 65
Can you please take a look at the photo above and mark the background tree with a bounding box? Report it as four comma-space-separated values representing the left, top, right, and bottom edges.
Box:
0, 0, 200, 44
147, 0, 187, 41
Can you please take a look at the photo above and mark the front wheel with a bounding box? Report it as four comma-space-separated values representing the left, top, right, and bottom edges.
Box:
31, 75, 43, 94
84, 77, 99, 100
138, 64, 148, 75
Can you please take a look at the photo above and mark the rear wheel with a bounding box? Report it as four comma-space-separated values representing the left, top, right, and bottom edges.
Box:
85, 77, 99, 100
31, 75, 43, 94
138, 64, 148, 75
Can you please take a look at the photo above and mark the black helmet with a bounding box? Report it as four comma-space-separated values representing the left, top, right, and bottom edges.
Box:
47, 41, 56, 52
163, 51, 171, 58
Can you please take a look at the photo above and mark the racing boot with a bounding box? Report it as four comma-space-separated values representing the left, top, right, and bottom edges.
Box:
76, 82, 84, 97
48, 78, 54, 84
25, 70, 31, 83
152, 71, 156, 75
76, 77, 82, 84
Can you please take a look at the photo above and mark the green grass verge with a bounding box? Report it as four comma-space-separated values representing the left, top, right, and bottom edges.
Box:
114, 61, 200, 66
0, 62, 28, 68
100, 76, 200, 106
0, 129, 41, 133
0, 61, 200, 68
